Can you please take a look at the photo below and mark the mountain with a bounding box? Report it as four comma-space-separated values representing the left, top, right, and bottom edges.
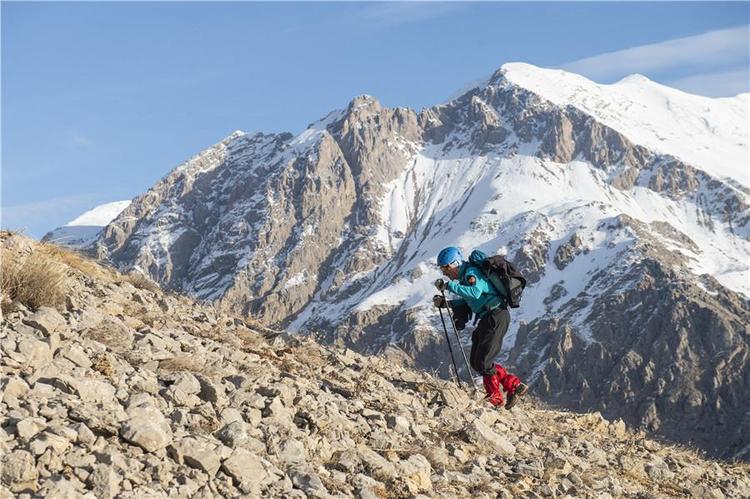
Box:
42, 201, 131, 249
2, 231, 750, 497
81, 63, 748, 459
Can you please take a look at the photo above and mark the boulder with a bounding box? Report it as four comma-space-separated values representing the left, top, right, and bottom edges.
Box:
169, 437, 221, 476
22, 306, 65, 335
17, 337, 52, 367
59, 344, 92, 368
120, 406, 172, 452
464, 419, 516, 456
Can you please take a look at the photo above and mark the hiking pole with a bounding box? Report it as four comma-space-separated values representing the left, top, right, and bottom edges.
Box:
437, 306, 463, 388
441, 288, 480, 394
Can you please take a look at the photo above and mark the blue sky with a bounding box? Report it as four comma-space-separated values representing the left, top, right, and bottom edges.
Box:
2, 1, 749, 238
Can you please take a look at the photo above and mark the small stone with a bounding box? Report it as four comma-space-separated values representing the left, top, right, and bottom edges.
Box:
215, 421, 248, 448
332, 449, 361, 473
359, 447, 397, 481
464, 419, 516, 456
2, 376, 30, 402
386, 414, 410, 434
88, 464, 121, 499
437, 386, 471, 409
15, 418, 47, 441
219, 407, 243, 424
59, 344, 92, 368
515, 461, 544, 478
567, 472, 584, 487
399, 454, 432, 494
690, 484, 726, 499
287, 465, 328, 497
1, 450, 39, 493
539, 484, 554, 497
609, 419, 627, 438
29, 431, 72, 456
645, 458, 674, 481
170, 437, 221, 476
196, 374, 224, 406
39, 475, 83, 497
164, 387, 201, 408
352, 473, 387, 499
73, 423, 96, 446
642, 438, 660, 452
167, 372, 201, 395
221, 448, 268, 495
275, 438, 306, 464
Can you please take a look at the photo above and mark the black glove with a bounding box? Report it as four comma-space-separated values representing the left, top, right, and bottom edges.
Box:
432, 295, 447, 308
452, 302, 472, 331
434, 279, 447, 292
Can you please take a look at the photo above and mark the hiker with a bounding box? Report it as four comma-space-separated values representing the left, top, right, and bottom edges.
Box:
433, 246, 528, 409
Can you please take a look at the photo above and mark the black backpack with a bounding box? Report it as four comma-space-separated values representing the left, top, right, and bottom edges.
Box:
468, 249, 527, 308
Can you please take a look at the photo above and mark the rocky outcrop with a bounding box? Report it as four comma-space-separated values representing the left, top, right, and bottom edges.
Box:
3, 233, 749, 497
509, 216, 750, 461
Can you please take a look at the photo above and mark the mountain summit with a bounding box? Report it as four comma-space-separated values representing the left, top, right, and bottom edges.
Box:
48, 63, 750, 460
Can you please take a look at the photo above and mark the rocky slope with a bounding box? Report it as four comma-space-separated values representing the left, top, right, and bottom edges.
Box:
2, 232, 749, 498
47, 63, 750, 459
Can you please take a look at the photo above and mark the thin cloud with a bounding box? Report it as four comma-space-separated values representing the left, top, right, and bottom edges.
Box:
56, 130, 94, 152
357, 2, 464, 30
667, 67, 750, 97
1, 193, 101, 236
70, 133, 94, 150
561, 25, 750, 81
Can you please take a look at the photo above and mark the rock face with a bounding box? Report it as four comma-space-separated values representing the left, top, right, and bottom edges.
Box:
51, 63, 749, 460
2, 232, 749, 498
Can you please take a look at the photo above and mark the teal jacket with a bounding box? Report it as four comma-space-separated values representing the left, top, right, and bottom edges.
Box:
447, 263, 505, 316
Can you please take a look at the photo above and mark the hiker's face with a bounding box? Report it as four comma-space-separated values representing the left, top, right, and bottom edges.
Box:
441, 265, 459, 280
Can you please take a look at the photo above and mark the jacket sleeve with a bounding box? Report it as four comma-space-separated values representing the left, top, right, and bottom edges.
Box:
446, 269, 493, 300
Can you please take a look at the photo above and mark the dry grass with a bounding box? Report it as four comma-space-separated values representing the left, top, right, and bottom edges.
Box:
158, 355, 221, 379
1, 247, 68, 311
38, 243, 111, 279
122, 271, 160, 292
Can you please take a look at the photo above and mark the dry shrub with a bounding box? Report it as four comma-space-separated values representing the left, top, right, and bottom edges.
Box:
158, 356, 220, 378
38, 243, 109, 279
1, 248, 68, 311
81, 319, 133, 351
123, 271, 160, 292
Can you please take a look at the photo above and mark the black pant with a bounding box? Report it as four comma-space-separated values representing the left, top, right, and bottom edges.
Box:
470, 307, 510, 375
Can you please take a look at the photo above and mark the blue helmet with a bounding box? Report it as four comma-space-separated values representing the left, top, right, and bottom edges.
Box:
437, 246, 463, 267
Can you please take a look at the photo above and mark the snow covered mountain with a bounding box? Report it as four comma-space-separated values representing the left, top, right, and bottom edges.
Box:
42, 200, 131, 248
88, 63, 749, 459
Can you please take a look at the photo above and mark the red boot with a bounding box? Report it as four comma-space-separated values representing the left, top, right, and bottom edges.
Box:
494, 364, 521, 395
482, 374, 504, 407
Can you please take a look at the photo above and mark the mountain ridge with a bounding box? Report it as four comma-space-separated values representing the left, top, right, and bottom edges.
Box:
44, 62, 750, 460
